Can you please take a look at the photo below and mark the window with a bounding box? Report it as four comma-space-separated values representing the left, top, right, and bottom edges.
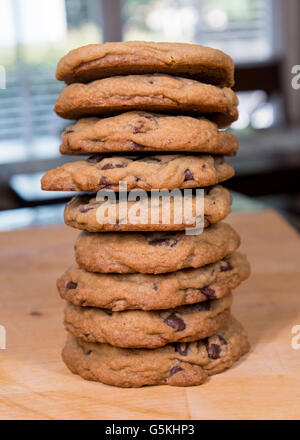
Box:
0, 0, 102, 163
122, 0, 275, 63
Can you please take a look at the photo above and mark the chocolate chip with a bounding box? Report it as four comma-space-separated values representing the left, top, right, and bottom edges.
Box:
101, 163, 125, 170
184, 169, 193, 181
164, 313, 186, 331
87, 155, 103, 163
84, 349, 92, 356
170, 365, 182, 375
99, 176, 110, 188
220, 261, 233, 272
153, 283, 158, 291
133, 121, 145, 133
148, 238, 178, 247
200, 286, 216, 299
30, 311, 42, 316
208, 343, 221, 359
64, 129, 74, 134
218, 335, 227, 345
204, 340, 221, 359
130, 141, 146, 149
66, 281, 77, 289
174, 342, 189, 356
104, 310, 113, 316
79, 206, 95, 213
195, 300, 211, 311
100, 163, 114, 170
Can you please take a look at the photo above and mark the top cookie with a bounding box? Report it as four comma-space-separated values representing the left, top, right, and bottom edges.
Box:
54, 74, 238, 127
56, 41, 234, 87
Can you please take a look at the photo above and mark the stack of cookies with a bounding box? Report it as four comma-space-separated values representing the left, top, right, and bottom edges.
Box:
42, 41, 250, 387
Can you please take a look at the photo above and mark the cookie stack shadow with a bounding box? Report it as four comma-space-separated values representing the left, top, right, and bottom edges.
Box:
42, 41, 250, 388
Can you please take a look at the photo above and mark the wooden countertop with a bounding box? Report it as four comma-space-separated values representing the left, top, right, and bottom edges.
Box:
0, 210, 300, 420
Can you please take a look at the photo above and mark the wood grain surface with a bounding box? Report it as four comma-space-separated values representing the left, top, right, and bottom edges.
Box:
0, 209, 299, 420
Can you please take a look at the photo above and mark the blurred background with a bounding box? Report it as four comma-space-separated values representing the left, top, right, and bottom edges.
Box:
0, 0, 299, 231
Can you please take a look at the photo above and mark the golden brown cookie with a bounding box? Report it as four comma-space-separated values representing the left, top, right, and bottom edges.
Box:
64, 293, 232, 348
74, 222, 240, 274
54, 74, 238, 127
63, 185, 232, 232
62, 316, 250, 387
41, 155, 234, 192
57, 252, 250, 311
60, 113, 238, 156
56, 41, 234, 87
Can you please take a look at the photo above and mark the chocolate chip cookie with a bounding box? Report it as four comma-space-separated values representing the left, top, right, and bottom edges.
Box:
58, 252, 249, 311
74, 222, 240, 274
64, 293, 232, 348
41, 155, 234, 192
54, 74, 238, 127
56, 41, 234, 87
63, 185, 232, 232
62, 316, 249, 387
60, 112, 238, 156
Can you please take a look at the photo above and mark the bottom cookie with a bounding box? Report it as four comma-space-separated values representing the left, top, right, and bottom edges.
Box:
62, 316, 249, 387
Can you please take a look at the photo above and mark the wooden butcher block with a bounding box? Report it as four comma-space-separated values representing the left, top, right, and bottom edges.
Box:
0, 209, 299, 420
